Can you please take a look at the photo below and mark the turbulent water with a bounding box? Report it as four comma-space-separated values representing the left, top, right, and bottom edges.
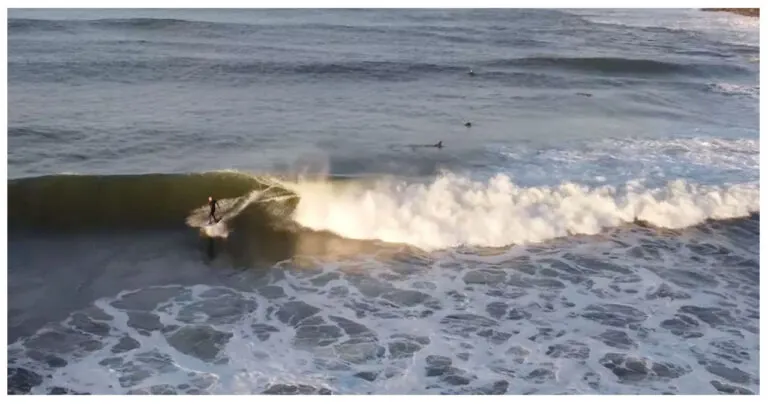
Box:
6, 9, 760, 395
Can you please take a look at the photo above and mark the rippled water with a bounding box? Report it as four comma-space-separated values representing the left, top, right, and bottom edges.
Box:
7, 8, 759, 395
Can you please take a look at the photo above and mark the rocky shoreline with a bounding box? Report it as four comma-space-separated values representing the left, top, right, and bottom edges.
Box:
702, 8, 759, 17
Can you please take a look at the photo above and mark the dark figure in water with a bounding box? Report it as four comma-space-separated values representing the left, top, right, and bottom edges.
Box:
407, 141, 443, 150
208, 196, 219, 224
464, 122, 472, 128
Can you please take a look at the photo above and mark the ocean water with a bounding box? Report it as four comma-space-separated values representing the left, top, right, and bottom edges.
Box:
6, 8, 760, 395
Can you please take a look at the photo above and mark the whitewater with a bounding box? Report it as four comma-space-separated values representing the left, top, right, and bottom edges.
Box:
7, 8, 759, 395
291, 174, 758, 250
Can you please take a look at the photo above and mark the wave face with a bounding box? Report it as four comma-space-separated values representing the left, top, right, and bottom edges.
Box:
290, 174, 759, 250
8, 53, 749, 86
10, 168, 759, 252
10, 170, 758, 252
488, 56, 748, 77
7, 172, 299, 231
7, 9, 760, 395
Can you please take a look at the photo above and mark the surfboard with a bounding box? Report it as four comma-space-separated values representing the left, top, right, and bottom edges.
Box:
186, 189, 267, 239
200, 220, 228, 238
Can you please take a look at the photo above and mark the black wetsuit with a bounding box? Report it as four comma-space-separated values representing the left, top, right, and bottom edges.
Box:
209, 199, 219, 223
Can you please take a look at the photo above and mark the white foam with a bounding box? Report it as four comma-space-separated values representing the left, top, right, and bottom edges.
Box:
567, 9, 759, 48
708, 82, 759, 99
290, 174, 758, 251
12, 236, 760, 394
494, 137, 760, 188
201, 221, 230, 238
185, 185, 296, 237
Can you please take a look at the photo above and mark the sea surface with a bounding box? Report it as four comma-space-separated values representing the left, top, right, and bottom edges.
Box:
6, 8, 760, 394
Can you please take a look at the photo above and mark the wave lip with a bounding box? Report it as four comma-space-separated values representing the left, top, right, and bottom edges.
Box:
291, 174, 759, 251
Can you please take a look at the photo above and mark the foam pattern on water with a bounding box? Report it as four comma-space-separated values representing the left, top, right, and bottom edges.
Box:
568, 9, 759, 48
707, 83, 759, 99
8, 221, 759, 394
490, 136, 759, 188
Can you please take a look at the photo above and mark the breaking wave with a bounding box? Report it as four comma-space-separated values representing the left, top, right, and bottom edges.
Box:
290, 173, 759, 250
7, 171, 759, 252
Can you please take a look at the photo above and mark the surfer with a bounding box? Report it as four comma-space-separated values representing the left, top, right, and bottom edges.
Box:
208, 196, 220, 224
406, 141, 443, 150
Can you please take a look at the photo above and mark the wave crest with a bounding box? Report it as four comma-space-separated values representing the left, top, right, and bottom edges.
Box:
291, 173, 759, 250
